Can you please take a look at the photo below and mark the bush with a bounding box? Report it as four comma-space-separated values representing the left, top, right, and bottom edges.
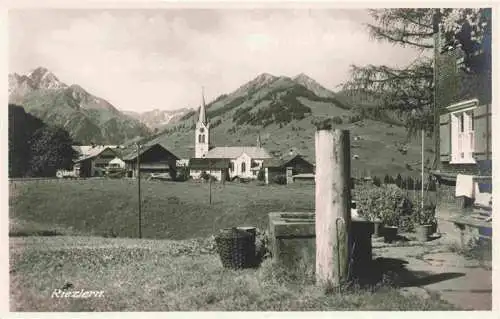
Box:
412, 199, 437, 226
273, 174, 287, 185
354, 185, 412, 227
372, 176, 381, 187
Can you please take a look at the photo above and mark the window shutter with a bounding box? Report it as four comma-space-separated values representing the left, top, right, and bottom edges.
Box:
439, 113, 452, 162
473, 104, 492, 161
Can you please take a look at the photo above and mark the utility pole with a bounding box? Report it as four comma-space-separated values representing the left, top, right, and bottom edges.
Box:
136, 142, 142, 239
421, 129, 425, 208
209, 159, 212, 205
432, 9, 441, 170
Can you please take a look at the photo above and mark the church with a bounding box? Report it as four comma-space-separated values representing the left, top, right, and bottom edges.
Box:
189, 90, 272, 181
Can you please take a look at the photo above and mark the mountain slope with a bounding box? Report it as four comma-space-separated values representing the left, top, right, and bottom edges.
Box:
8, 67, 151, 145
142, 73, 432, 177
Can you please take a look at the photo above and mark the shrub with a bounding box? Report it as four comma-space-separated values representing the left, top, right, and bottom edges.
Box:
372, 176, 381, 187
412, 199, 437, 226
354, 185, 412, 227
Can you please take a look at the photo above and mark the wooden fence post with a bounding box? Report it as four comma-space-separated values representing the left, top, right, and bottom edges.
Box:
315, 129, 352, 288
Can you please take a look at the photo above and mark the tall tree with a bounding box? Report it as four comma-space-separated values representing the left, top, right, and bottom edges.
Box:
8, 104, 45, 177
28, 125, 77, 177
343, 8, 491, 139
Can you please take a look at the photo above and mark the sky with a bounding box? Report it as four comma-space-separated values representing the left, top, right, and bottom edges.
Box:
9, 8, 425, 113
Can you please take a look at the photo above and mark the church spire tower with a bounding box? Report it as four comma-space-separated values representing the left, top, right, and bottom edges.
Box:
195, 86, 210, 158
199, 86, 207, 125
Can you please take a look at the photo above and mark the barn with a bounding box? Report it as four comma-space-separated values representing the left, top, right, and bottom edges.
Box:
262, 154, 315, 184
72, 145, 120, 177
122, 143, 180, 178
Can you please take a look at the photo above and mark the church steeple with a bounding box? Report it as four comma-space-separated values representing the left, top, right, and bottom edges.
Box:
257, 134, 262, 148
195, 86, 210, 158
199, 86, 207, 125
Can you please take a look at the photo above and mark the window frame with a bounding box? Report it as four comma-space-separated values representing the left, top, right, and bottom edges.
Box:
446, 99, 479, 164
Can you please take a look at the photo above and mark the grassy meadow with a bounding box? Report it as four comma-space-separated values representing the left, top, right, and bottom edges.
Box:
10, 236, 457, 311
9, 178, 315, 239
9, 178, 454, 311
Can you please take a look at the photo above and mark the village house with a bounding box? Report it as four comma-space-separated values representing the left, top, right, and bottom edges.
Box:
188, 158, 231, 181
122, 143, 180, 178
189, 90, 272, 181
71, 145, 121, 177
262, 153, 315, 184
431, 19, 492, 241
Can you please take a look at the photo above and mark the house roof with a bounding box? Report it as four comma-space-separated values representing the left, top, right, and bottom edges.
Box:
122, 143, 180, 161
262, 154, 312, 168
206, 146, 272, 159
73, 145, 116, 163
189, 158, 231, 170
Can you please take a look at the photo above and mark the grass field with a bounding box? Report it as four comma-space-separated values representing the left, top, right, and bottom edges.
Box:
10, 179, 315, 239
10, 236, 457, 311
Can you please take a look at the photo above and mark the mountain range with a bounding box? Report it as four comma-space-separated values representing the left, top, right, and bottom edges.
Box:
142, 72, 432, 177
124, 108, 192, 131
9, 67, 430, 177
8, 67, 151, 145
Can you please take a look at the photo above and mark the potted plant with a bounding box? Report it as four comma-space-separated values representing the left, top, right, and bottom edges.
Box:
354, 185, 384, 237
413, 201, 437, 242
380, 206, 399, 243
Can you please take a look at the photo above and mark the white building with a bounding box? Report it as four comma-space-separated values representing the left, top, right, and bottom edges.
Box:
189, 89, 272, 181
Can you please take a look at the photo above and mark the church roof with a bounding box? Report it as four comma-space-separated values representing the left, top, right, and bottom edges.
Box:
206, 146, 272, 159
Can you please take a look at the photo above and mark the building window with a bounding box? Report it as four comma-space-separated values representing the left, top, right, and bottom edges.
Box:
230, 162, 234, 171
198, 134, 202, 143
253, 170, 257, 176
451, 109, 475, 163
241, 162, 246, 173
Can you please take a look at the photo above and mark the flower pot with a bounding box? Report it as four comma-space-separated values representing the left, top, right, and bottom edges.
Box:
383, 226, 398, 243
373, 221, 384, 237
416, 224, 433, 242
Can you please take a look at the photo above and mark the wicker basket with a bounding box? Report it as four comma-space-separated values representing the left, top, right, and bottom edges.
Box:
215, 227, 255, 269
